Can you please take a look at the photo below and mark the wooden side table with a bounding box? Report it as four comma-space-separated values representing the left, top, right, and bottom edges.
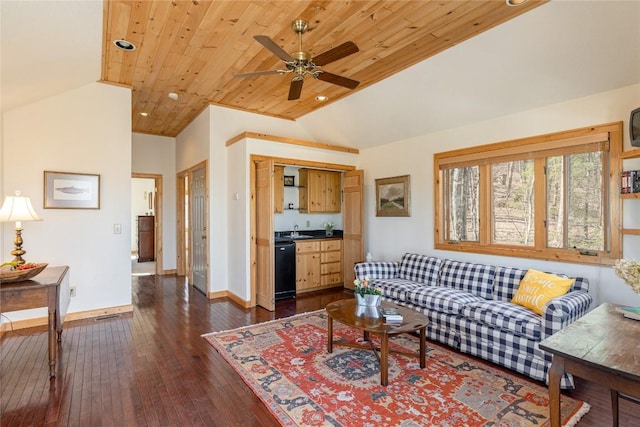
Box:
539, 303, 640, 427
1, 266, 70, 378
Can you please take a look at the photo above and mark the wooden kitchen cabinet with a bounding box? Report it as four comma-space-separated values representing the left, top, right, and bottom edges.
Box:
296, 241, 321, 291
274, 165, 284, 213
320, 240, 342, 286
296, 239, 343, 293
298, 169, 341, 213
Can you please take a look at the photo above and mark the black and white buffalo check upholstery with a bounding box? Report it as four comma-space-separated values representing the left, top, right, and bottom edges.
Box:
354, 253, 592, 389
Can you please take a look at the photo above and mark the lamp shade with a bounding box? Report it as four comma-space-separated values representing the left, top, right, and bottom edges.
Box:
0, 191, 42, 223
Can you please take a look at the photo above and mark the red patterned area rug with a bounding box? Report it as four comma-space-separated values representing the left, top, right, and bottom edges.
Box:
203, 310, 589, 426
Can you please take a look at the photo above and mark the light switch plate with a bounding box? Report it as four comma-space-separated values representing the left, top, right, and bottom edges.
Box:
113, 224, 122, 234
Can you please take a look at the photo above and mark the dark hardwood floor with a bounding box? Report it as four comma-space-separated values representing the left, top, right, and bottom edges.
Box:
1, 274, 637, 426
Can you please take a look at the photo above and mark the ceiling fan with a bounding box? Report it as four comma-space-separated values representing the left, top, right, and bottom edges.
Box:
234, 19, 360, 101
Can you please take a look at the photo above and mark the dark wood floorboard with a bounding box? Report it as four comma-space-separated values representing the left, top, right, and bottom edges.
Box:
1, 274, 638, 426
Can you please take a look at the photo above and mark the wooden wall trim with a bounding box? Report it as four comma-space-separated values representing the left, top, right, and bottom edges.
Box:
226, 132, 359, 154
64, 305, 134, 322
251, 155, 356, 172
207, 290, 253, 309
0, 305, 134, 335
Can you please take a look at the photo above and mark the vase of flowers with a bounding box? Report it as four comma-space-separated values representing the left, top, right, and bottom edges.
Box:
353, 276, 382, 307
613, 259, 640, 295
324, 221, 334, 237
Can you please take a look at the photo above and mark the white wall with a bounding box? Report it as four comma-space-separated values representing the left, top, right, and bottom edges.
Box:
132, 133, 177, 269
358, 84, 640, 307
1, 82, 132, 320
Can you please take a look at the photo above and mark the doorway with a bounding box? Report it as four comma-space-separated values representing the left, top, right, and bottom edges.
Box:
131, 173, 163, 275
250, 155, 362, 311
177, 161, 209, 295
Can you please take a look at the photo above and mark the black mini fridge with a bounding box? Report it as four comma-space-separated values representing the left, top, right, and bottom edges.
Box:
275, 242, 296, 300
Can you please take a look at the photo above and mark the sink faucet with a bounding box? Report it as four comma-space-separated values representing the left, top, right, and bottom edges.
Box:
292, 224, 299, 237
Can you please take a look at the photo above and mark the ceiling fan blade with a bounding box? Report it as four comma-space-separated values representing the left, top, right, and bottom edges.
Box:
288, 78, 304, 101
316, 72, 360, 89
312, 41, 359, 66
234, 70, 282, 78
254, 35, 293, 62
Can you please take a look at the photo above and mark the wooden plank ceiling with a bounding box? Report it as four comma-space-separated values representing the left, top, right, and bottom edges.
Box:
101, 0, 546, 137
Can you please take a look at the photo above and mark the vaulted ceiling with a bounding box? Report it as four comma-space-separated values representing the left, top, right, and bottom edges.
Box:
101, 0, 545, 137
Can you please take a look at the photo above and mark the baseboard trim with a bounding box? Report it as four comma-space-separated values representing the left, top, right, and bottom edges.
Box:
0, 317, 48, 334
0, 304, 134, 335
65, 305, 133, 322
160, 269, 177, 275
208, 290, 252, 308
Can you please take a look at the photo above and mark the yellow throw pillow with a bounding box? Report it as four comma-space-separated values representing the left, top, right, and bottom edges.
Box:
511, 270, 575, 315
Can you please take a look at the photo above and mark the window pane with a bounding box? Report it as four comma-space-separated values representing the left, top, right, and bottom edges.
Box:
567, 152, 605, 250
491, 160, 535, 246
445, 166, 479, 241
546, 153, 605, 251
546, 156, 563, 248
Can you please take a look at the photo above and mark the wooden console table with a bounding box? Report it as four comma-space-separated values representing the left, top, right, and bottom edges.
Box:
1, 266, 70, 378
539, 303, 640, 427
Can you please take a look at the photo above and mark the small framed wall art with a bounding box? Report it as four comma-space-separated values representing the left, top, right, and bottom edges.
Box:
44, 171, 100, 209
284, 175, 295, 186
375, 174, 410, 217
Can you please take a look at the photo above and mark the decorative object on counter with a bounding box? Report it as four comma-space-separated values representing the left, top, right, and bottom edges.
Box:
0, 191, 43, 265
366, 252, 373, 262
324, 221, 334, 236
353, 276, 382, 306
375, 174, 410, 217
284, 175, 295, 186
613, 259, 640, 294
44, 171, 100, 209
0, 262, 48, 283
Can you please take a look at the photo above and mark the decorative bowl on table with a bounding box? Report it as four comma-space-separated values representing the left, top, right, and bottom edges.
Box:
0, 263, 48, 284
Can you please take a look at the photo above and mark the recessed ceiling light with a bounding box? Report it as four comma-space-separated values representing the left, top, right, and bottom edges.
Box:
139, 112, 149, 117
315, 95, 328, 102
113, 39, 136, 51
505, 0, 529, 6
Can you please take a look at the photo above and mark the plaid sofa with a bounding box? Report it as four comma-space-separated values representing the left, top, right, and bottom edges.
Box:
354, 253, 592, 389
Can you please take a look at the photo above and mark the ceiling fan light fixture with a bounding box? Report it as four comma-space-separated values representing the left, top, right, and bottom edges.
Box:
505, 0, 529, 6
113, 39, 136, 51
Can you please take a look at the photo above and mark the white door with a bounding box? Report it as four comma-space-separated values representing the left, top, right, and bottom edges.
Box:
191, 166, 207, 294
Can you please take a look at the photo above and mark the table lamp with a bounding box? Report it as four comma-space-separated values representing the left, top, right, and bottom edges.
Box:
0, 191, 42, 265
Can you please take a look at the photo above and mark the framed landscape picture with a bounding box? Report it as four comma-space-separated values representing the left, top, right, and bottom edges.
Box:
375, 175, 410, 217
44, 171, 100, 209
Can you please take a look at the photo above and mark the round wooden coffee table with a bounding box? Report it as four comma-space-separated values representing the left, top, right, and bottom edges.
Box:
325, 298, 428, 386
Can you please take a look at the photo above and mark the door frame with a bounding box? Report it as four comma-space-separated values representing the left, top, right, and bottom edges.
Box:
176, 161, 209, 288
132, 173, 163, 275
250, 155, 357, 309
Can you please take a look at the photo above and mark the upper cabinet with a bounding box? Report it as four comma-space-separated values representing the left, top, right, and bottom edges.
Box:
298, 169, 342, 213
274, 165, 284, 213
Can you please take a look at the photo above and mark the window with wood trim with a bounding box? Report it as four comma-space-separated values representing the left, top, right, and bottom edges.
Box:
434, 122, 623, 265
